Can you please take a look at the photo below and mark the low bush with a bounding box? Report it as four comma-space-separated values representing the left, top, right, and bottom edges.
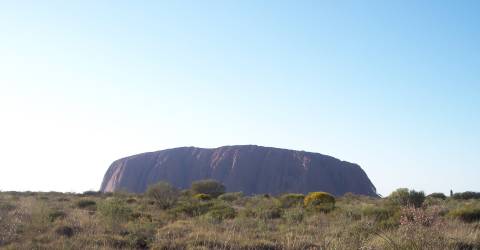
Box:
304, 192, 335, 212
258, 206, 282, 220
82, 190, 101, 196
125, 223, 156, 249
452, 191, 480, 200
388, 188, 425, 208
126, 198, 137, 204
218, 192, 243, 202
190, 179, 225, 198
205, 204, 236, 222
48, 210, 67, 222
98, 198, 132, 230
362, 206, 394, 222
427, 192, 447, 200
244, 197, 282, 220
448, 206, 480, 223
400, 206, 436, 227
76, 199, 96, 209
146, 181, 179, 209
54, 225, 74, 237
279, 193, 305, 208
171, 200, 213, 217
423, 196, 446, 207
193, 193, 212, 201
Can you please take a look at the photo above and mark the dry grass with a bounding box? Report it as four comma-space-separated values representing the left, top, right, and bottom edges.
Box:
0, 191, 478, 249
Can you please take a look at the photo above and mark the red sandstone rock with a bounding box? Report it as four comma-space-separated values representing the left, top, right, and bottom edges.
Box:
100, 145, 378, 196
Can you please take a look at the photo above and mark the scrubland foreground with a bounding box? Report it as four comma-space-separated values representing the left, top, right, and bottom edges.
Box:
0, 181, 479, 250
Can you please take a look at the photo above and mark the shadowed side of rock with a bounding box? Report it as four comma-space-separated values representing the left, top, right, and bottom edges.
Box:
100, 145, 378, 196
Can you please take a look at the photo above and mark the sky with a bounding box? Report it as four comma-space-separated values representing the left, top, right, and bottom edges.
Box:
0, 1, 479, 196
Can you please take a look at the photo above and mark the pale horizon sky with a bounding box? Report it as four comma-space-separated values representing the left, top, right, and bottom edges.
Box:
1, 1, 479, 196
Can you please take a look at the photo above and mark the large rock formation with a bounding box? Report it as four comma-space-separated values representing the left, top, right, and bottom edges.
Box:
100, 145, 378, 196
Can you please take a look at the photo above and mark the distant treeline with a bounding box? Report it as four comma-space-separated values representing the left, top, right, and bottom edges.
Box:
451, 191, 480, 200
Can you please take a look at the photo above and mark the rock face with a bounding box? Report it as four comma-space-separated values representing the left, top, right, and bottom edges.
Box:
100, 145, 378, 196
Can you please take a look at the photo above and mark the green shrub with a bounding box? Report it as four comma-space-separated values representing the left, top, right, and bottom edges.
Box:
258, 206, 282, 220
304, 192, 335, 212
171, 200, 214, 217
146, 181, 179, 209
407, 190, 425, 208
125, 222, 156, 249
76, 199, 96, 209
193, 193, 212, 201
82, 190, 101, 196
190, 179, 225, 198
448, 206, 480, 223
388, 188, 409, 206
423, 196, 446, 207
243, 196, 283, 220
126, 198, 137, 204
427, 192, 447, 200
452, 191, 480, 200
218, 192, 244, 202
337, 205, 362, 221
205, 204, 236, 221
98, 198, 132, 230
388, 188, 425, 208
362, 206, 393, 221
279, 193, 305, 208
112, 189, 133, 199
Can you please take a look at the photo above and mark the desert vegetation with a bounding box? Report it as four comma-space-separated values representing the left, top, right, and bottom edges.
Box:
0, 183, 479, 249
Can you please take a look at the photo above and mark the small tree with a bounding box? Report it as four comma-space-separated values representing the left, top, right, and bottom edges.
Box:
146, 181, 179, 209
388, 188, 409, 206
190, 179, 225, 198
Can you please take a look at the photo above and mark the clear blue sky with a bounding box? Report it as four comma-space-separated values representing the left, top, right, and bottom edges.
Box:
0, 1, 479, 196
